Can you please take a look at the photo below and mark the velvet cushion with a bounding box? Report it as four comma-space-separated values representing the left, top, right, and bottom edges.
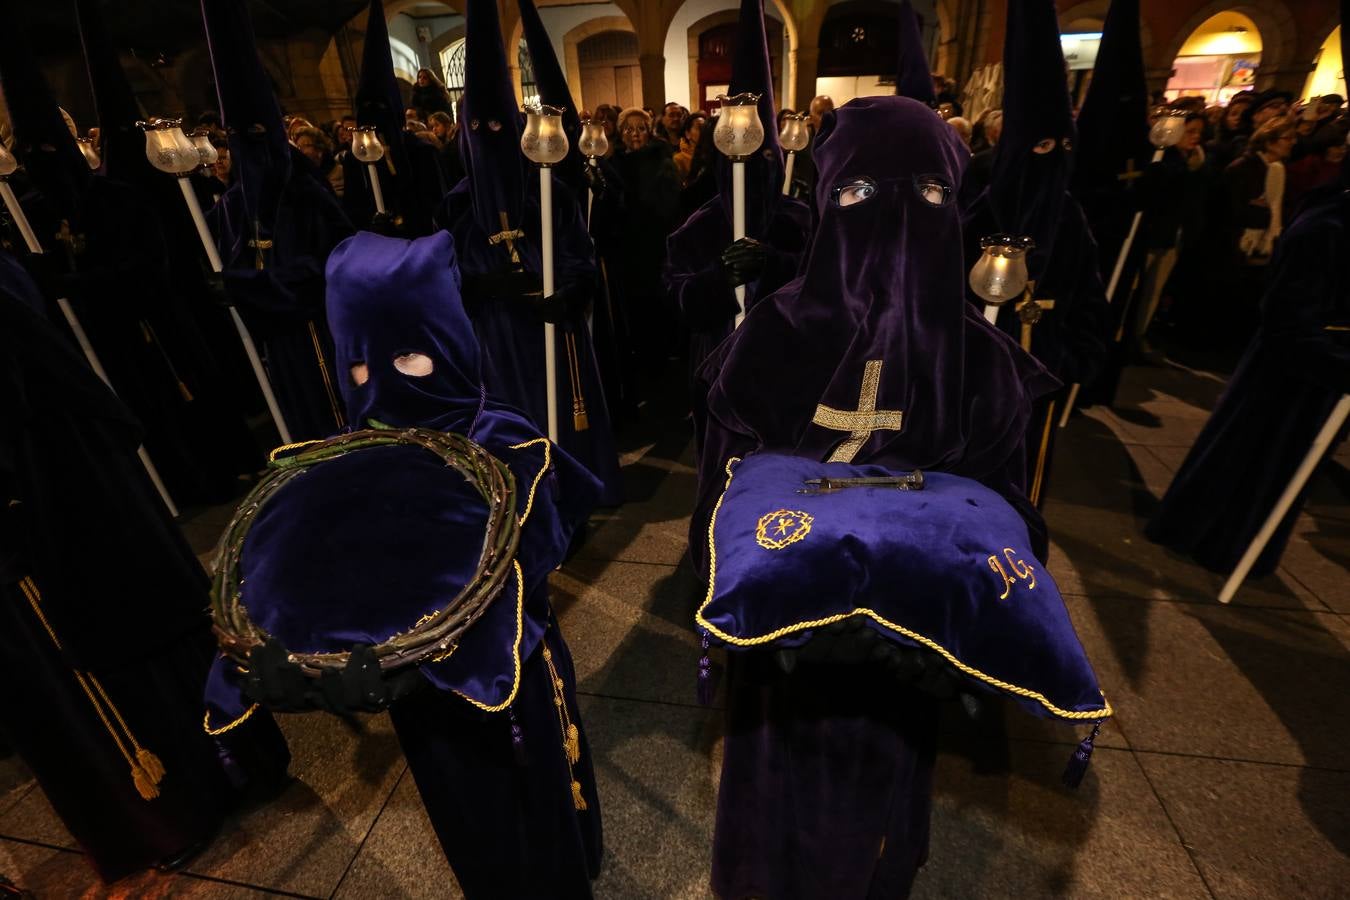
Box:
697, 453, 1111, 722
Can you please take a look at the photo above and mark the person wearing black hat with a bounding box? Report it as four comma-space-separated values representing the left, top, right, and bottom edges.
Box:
665, 0, 812, 432
962, 0, 1111, 506
202, 0, 356, 443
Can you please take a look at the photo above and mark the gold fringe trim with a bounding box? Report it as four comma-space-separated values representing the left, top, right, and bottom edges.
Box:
19, 578, 165, 800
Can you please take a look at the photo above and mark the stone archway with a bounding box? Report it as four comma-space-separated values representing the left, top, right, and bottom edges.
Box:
1158, 0, 1300, 93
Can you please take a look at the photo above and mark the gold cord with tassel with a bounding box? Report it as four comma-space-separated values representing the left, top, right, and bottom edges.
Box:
541, 641, 587, 810
564, 331, 588, 432
18, 578, 164, 801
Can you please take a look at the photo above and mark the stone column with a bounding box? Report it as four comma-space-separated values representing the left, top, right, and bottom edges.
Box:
640, 52, 666, 111
793, 46, 819, 112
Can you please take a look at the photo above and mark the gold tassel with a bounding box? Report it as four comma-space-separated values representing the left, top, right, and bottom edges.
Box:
565, 723, 580, 765
132, 763, 161, 801
137, 748, 166, 785
571, 780, 587, 811
564, 332, 589, 432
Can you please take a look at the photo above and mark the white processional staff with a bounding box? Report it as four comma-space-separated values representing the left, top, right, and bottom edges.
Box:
969, 234, 1034, 326
778, 112, 809, 196
1058, 112, 1189, 428
1219, 393, 1350, 604
0, 140, 180, 517
713, 93, 766, 328
350, 126, 388, 216
141, 118, 293, 444
521, 104, 570, 444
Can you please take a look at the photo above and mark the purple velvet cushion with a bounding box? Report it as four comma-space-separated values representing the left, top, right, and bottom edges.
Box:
697, 453, 1111, 722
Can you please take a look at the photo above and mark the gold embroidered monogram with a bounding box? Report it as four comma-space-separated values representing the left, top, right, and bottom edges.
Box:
987, 547, 1037, 600
811, 360, 904, 463
755, 509, 814, 550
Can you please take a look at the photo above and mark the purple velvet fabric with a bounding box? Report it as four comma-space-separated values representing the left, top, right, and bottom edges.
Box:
694, 97, 1057, 570
517, 0, 587, 197
896, 0, 937, 105
694, 97, 1057, 900
700, 454, 1110, 721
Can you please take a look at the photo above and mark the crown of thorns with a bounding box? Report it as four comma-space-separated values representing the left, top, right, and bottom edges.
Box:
210, 426, 520, 676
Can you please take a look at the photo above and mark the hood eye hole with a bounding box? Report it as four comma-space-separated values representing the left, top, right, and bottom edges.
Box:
393, 352, 434, 377
1033, 138, 1057, 154
469, 119, 480, 131
349, 362, 369, 387
914, 175, 953, 208
487, 120, 502, 132
831, 177, 878, 208
1061, 137, 1074, 152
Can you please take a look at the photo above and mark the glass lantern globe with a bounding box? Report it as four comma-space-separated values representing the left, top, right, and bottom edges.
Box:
713, 93, 765, 160
779, 112, 810, 153
578, 117, 608, 159
189, 130, 218, 167
140, 118, 200, 175
969, 234, 1035, 305
0, 142, 16, 178
1149, 114, 1188, 149
521, 105, 569, 166
75, 137, 101, 170
351, 126, 386, 164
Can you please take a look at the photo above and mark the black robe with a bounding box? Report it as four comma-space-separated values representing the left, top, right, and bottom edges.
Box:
0, 253, 288, 882
964, 195, 1111, 505
1146, 187, 1350, 576
16, 175, 261, 506
210, 156, 356, 442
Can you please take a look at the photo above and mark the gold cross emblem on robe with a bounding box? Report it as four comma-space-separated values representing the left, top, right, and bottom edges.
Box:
811, 359, 904, 463
1014, 281, 1054, 353
489, 210, 525, 265
1116, 158, 1144, 187
247, 220, 273, 271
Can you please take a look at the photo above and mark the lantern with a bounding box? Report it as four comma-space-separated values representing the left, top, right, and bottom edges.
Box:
189, 130, 219, 167
1149, 114, 1188, 149
779, 112, 810, 152
140, 118, 200, 176
969, 235, 1035, 306
350, 126, 386, 164
521, 105, 569, 167
76, 137, 101, 170
0, 141, 19, 178
713, 93, 765, 161
578, 117, 609, 159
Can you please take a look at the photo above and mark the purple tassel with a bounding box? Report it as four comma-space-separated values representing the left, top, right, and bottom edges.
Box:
1061, 721, 1102, 789
697, 631, 715, 706
508, 706, 527, 767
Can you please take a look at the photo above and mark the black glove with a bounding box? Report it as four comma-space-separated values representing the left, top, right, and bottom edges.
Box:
463, 268, 543, 304
243, 640, 423, 714
720, 237, 768, 288
367, 211, 403, 238
582, 163, 609, 202
202, 272, 233, 309
529, 280, 591, 324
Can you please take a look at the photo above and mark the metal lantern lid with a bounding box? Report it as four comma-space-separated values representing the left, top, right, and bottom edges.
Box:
521, 104, 569, 166
713, 93, 765, 160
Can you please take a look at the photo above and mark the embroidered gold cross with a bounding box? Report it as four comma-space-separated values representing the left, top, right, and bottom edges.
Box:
54, 219, 85, 258
489, 210, 525, 265
248, 219, 272, 271
812, 359, 904, 463
1015, 281, 1054, 353
1116, 159, 1144, 186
